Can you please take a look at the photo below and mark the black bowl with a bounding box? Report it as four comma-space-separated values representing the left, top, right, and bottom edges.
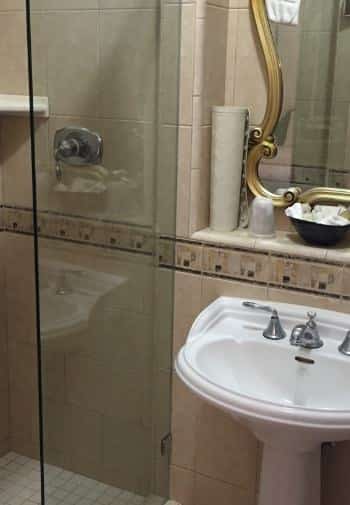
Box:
289, 217, 350, 246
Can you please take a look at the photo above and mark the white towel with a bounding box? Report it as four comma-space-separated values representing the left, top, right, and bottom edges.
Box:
266, 0, 301, 25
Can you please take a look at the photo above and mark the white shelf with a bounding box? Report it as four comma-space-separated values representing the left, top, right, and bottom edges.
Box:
0, 94, 49, 117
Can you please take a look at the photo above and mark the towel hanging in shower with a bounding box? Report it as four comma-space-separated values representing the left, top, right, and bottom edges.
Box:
266, 0, 301, 25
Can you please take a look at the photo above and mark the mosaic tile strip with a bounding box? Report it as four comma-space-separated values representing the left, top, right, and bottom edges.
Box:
2, 207, 154, 256
3, 206, 350, 298
163, 241, 347, 298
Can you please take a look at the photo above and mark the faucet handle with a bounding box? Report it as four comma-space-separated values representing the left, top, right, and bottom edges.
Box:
307, 312, 317, 327
339, 331, 350, 356
242, 301, 286, 340
242, 301, 276, 314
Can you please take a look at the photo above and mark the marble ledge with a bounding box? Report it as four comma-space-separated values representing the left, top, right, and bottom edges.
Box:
192, 227, 350, 265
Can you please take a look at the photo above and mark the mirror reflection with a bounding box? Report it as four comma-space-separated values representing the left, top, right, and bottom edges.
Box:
259, 0, 350, 195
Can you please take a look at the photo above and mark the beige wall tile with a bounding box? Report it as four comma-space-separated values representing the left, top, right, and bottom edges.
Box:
0, 12, 28, 94
30, 13, 49, 97
84, 308, 153, 374
1, 118, 33, 207
267, 286, 342, 313
189, 168, 209, 234
194, 473, 254, 505
171, 374, 201, 470
153, 371, 172, 496
157, 125, 178, 235
224, 8, 238, 104
170, 465, 195, 505
42, 349, 65, 403
202, 5, 228, 124
46, 12, 99, 117
43, 399, 66, 460
195, 402, 258, 488
99, 10, 157, 121
66, 353, 151, 425
31, 0, 98, 9
173, 271, 202, 355
189, 126, 211, 234
10, 382, 40, 459
0, 0, 24, 10
154, 269, 174, 371
191, 96, 201, 166
8, 342, 38, 394
193, 18, 205, 96
176, 126, 192, 238
5, 233, 37, 346
102, 416, 151, 495
64, 404, 103, 480
0, 438, 9, 458
201, 276, 268, 307
228, 0, 249, 6
0, 389, 9, 447
100, 0, 156, 7
159, 3, 182, 125
179, 4, 196, 126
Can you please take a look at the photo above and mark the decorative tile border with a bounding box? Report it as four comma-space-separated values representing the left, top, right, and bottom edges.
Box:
2, 206, 154, 256
158, 237, 349, 298
3, 205, 350, 298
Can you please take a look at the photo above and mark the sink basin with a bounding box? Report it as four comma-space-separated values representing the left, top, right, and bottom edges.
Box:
176, 297, 350, 505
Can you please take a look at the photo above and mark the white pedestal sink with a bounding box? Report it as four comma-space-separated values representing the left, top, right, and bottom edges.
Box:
176, 297, 350, 505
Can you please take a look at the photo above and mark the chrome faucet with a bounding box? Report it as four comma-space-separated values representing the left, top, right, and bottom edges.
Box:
242, 301, 286, 340
339, 331, 350, 356
290, 312, 323, 349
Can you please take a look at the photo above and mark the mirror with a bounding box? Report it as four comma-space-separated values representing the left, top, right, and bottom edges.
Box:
247, 0, 350, 206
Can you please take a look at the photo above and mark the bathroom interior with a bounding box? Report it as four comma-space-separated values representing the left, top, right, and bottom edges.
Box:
1, 0, 350, 505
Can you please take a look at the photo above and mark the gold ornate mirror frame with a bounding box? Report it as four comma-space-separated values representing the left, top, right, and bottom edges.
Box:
247, 0, 350, 207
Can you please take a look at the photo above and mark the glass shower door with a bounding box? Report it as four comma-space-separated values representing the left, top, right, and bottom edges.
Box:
26, 1, 181, 503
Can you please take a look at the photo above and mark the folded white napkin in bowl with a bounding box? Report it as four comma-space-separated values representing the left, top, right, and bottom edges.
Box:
285, 203, 350, 226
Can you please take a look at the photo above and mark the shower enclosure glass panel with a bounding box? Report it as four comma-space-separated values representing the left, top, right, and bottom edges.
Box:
26, 0, 181, 504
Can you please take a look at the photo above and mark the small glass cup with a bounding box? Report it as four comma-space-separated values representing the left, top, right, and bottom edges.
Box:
249, 196, 275, 238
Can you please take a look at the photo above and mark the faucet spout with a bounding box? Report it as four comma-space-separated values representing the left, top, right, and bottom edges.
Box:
290, 312, 323, 349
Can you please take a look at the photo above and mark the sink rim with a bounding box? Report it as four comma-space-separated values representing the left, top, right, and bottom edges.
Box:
176, 296, 350, 431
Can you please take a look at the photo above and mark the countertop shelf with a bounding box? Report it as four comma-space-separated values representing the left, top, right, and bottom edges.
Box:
192, 227, 350, 264
0, 94, 49, 117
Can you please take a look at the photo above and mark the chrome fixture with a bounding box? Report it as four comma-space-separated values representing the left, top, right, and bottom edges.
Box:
339, 331, 350, 356
54, 127, 103, 182
242, 301, 286, 340
290, 312, 324, 349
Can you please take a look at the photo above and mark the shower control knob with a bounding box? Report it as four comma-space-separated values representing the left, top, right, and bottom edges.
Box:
54, 127, 103, 166
58, 138, 80, 158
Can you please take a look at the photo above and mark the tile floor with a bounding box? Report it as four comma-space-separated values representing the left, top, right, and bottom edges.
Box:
0, 453, 164, 505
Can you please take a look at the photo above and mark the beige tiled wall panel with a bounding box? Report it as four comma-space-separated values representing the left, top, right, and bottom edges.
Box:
4, 233, 39, 459
0, 11, 28, 95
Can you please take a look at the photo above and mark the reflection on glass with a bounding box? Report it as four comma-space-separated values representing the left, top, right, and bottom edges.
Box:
27, 0, 180, 503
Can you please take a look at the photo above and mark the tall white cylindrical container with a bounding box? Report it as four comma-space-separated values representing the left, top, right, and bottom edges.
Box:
210, 106, 249, 232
